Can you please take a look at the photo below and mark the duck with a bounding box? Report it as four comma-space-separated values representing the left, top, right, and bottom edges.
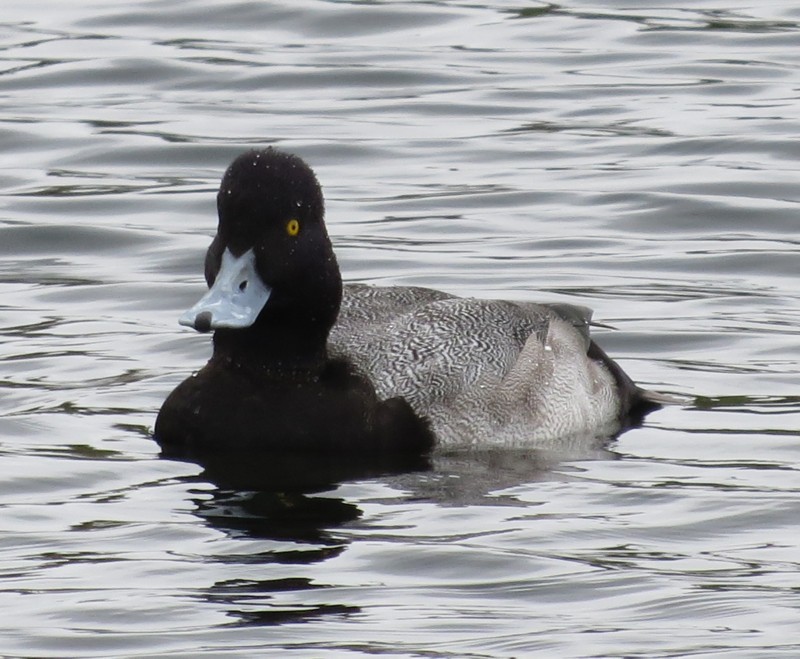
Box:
154, 149, 434, 458
156, 147, 661, 455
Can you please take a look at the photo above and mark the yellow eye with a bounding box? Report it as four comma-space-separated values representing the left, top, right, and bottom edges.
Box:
286, 218, 300, 236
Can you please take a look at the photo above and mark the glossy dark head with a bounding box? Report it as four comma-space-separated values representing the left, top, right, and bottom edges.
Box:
180, 148, 342, 351
212, 148, 324, 262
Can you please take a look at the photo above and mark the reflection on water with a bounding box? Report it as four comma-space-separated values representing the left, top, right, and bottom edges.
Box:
186, 480, 359, 628
194, 487, 360, 544
184, 450, 432, 494
167, 432, 627, 634
184, 445, 588, 630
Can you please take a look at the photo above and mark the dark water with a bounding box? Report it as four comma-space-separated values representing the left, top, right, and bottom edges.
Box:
1, 1, 799, 656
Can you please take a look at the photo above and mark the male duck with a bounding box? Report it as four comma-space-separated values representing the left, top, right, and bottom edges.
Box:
155, 148, 659, 455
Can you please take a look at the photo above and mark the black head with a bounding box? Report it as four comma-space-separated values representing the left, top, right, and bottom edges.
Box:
181, 148, 342, 361
211, 148, 325, 265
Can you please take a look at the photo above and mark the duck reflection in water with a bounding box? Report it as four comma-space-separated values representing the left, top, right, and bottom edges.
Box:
183, 442, 611, 629
189, 483, 361, 627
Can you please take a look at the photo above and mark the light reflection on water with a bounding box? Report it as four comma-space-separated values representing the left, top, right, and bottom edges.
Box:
1, 1, 799, 656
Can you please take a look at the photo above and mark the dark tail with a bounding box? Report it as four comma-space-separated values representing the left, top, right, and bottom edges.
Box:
587, 339, 663, 430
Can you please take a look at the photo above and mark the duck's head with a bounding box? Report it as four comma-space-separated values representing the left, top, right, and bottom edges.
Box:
180, 148, 341, 347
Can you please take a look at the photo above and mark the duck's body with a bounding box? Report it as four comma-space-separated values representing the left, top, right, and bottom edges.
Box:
331, 284, 649, 447
155, 148, 659, 457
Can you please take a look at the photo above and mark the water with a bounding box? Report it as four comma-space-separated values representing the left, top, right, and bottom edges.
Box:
1, 1, 799, 656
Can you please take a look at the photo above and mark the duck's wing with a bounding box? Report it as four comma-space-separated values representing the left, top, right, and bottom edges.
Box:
339, 282, 454, 328
331, 285, 663, 443
332, 292, 553, 404
540, 302, 595, 350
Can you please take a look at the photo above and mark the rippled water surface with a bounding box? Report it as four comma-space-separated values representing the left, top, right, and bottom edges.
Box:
2, 1, 799, 656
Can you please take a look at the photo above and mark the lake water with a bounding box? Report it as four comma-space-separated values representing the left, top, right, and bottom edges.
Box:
1, 1, 799, 656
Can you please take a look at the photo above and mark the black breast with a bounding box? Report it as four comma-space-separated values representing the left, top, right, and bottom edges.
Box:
154, 356, 434, 459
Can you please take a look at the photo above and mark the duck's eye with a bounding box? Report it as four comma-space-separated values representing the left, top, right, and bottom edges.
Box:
286, 218, 300, 237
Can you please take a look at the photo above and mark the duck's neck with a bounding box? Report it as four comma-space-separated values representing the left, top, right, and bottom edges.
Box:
211, 274, 341, 376
212, 321, 328, 373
